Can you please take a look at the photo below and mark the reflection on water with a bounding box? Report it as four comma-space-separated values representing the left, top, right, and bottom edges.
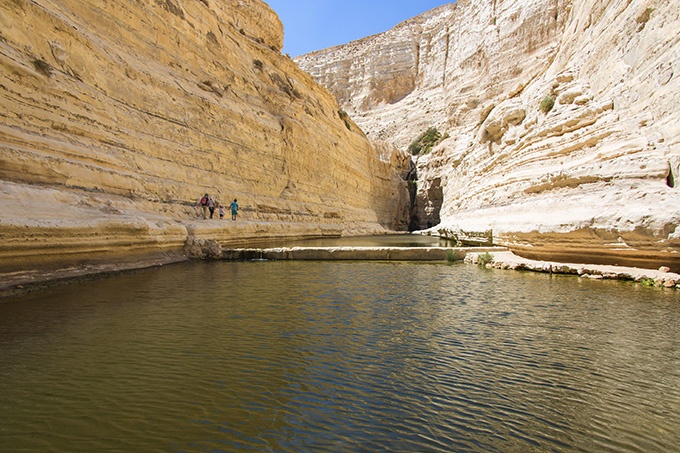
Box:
0, 261, 679, 452
263, 233, 453, 248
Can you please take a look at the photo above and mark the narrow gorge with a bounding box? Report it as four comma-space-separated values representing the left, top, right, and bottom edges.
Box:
296, 0, 680, 270
1, 0, 679, 291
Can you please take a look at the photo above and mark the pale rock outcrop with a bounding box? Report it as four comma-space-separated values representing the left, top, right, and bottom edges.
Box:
465, 249, 680, 289
0, 0, 408, 287
296, 0, 680, 270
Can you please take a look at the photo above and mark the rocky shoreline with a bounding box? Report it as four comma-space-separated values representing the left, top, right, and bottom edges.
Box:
465, 250, 680, 289
3, 235, 680, 299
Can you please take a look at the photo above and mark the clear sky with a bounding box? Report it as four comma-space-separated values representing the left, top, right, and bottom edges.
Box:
264, 0, 453, 57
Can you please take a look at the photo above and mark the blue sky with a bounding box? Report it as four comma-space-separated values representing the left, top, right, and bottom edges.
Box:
264, 0, 453, 56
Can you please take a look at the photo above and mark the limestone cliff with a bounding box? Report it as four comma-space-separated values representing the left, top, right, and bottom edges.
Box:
0, 0, 408, 287
295, 0, 680, 270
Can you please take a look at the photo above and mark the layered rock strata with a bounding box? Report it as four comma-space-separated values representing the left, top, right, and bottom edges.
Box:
0, 0, 409, 287
296, 0, 680, 270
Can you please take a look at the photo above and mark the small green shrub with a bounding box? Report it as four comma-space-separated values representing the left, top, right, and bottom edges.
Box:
446, 250, 456, 262
477, 252, 494, 267
639, 277, 656, 287
338, 110, 351, 130
408, 127, 442, 155
540, 95, 555, 113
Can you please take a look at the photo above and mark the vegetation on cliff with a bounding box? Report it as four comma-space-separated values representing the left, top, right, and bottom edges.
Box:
408, 127, 442, 155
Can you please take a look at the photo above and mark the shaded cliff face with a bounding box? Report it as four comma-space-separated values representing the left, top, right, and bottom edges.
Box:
0, 0, 408, 278
296, 0, 680, 269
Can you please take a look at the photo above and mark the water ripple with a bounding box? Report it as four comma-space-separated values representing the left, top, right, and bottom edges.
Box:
0, 261, 679, 452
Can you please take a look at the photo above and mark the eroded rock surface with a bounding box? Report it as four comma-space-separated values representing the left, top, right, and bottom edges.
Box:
0, 0, 408, 284
296, 0, 680, 270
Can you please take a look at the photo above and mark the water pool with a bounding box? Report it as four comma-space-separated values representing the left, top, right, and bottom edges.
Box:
1, 260, 678, 452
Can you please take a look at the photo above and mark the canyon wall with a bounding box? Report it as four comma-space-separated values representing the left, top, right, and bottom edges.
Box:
0, 0, 409, 287
296, 0, 680, 270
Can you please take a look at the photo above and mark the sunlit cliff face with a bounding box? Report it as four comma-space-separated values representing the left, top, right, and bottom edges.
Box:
0, 0, 409, 277
296, 0, 680, 268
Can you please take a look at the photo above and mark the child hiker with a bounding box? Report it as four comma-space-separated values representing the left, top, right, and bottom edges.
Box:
230, 199, 238, 221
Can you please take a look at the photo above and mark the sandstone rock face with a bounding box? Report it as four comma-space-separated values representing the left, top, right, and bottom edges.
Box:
0, 0, 408, 284
296, 0, 680, 270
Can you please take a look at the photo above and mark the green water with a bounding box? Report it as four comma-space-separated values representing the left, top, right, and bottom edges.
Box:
1, 261, 679, 452
261, 233, 453, 248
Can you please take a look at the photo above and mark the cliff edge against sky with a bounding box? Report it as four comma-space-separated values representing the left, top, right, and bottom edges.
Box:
296, 0, 680, 270
0, 0, 408, 287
